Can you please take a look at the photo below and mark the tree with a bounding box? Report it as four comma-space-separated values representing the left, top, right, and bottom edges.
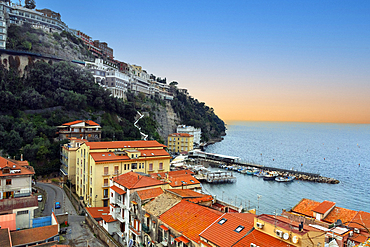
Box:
25, 0, 36, 9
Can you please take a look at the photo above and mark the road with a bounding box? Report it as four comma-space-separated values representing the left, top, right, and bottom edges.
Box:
37, 183, 106, 246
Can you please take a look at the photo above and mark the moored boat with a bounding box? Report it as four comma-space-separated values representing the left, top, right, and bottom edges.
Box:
263, 171, 278, 181
275, 176, 296, 182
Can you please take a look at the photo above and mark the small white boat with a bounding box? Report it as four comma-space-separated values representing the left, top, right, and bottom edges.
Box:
275, 176, 296, 182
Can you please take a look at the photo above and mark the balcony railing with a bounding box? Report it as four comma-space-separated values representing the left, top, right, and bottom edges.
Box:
102, 173, 110, 177
102, 183, 109, 188
142, 223, 150, 234
116, 199, 126, 209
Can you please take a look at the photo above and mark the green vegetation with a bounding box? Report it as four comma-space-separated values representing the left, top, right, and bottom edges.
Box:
171, 89, 226, 142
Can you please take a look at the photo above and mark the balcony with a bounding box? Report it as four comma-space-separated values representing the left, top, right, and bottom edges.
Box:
102, 183, 109, 188
115, 199, 126, 209
102, 194, 109, 199
142, 223, 150, 234
102, 173, 110, 177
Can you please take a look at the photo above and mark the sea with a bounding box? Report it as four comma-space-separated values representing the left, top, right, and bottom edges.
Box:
202, 121, 370, 215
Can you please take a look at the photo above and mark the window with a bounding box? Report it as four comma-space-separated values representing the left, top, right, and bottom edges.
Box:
17, 210, 28, 215
104, 167, 108, 175
6, 179, 11, 185
235, 225, 244, 233
218, 218, 227, 225
131, 163, 137, 169
159, 163, 163, 170
104, 179, 108, 187
149, 163, 153, 171
114, 166, 119, 174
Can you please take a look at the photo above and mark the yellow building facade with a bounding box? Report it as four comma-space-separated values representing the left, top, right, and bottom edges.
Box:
167, 133, 194, 153
75, 140, 171, 207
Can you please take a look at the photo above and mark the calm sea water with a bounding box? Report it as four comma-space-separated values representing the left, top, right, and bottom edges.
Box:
203, 121, 370, 214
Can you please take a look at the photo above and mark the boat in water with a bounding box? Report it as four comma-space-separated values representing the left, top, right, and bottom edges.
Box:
263, 171, 278, 181
275, 176, 296, 182
246, 168, 259, 175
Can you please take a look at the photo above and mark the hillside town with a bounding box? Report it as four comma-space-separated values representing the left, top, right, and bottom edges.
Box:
0, 1, 369, 247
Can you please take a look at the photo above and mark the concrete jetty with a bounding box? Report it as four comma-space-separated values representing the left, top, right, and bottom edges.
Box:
188, 150, 340, 184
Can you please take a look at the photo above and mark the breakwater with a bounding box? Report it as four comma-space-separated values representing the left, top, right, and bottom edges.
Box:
189, 151, 340, 184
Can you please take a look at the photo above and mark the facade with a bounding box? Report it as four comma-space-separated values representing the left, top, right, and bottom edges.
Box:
93, 40, 113, 59
60, 137, 88, 185
0, 156, 38, 229
150, 170, 201, 190
167, 133, 194, 153
105, 70, 130, 99
109, 172, 167, 246
75, 140, 171, 207
57, 120, 101, 141
0, 1, 70, 49
177, 125, 202, 146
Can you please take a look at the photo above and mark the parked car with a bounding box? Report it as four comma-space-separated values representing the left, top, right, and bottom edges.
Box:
55, 202, 61, 209
37, 195, 43, 202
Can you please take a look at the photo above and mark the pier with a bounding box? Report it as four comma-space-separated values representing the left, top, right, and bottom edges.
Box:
188, 150, 340, 184
195, 171, 236, 183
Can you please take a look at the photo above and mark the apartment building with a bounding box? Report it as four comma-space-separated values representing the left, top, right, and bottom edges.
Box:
0, 156, 38, 229
60, 137, 88, 185
167, 133, 194, 153
93, 40, 113, 59
105, 70, 130, 99
75, 140, 171, 207
57, 120, 101, 141
177, 125, 202, 146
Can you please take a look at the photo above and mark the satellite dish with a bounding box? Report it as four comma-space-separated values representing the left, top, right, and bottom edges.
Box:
292, 236, 299, 244
335, 219, 343, 226
283, 232, 289, 240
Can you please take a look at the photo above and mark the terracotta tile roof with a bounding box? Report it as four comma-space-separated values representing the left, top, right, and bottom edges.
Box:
166, 189, 206, 198
136, 187, 163, 201
113, 172, 166, 189
347, 211, 370, 231
313, 200, 336, 214
159, 225, 169, 231
0, 196, 38, 211
150, 169, 194, 179
62, 120, 100, 126
86, 140, 166, 150
0, 156, 34, 177
200, 213, 255, 246
291, 198, 321, 217
91, 152, 130, 162
144, 192, 182, 217
91, 149, 170, 163
323, 206, 358, 224
140, 149, 170, 157
349, 232, 369, 244
11, 224, 59, 246
211, 203, 238, 213
0, 228, 11, 247
169, 133, 193, 137
101, 214, 117, 223
167, 174, 200, 188
234, 228, 295, 247
110, 185, 126, 195
175, 235, 190, 243
85, 207, 110, 220
159, 200, 223, 243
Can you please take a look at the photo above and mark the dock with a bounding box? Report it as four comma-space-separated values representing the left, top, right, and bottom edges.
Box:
188, 150, 340, 184
195, 171, 236, 184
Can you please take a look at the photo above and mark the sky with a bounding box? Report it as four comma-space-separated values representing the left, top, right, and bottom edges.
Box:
35, 0, 370, 124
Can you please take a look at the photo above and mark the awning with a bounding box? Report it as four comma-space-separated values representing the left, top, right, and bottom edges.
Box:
175, 236, 189, 244
131, 201, 138, 205
159, 225, 169, 231
110, 185, 126, 195
144, 213, 150, 218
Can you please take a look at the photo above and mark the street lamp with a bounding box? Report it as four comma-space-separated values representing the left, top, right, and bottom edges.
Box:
94, 195, 98, 207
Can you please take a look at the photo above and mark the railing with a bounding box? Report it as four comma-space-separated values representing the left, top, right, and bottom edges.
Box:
142, 223, 150, 234
102, 183, 109, 188
116, 199, 126, 209
102, 173, 110, 177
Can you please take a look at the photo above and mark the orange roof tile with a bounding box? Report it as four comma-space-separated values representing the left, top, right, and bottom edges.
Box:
11, 224, 59, 246
0, 156, 34, 177
291, 198, 321, 217
168, 174, 200, 188
91, 152, 130, 162
159, 225, 169, 231
0, 228, 11, 247
150, 169, 194, 179
85, 207, 110, 220
86, 140, 166, 150
113, 172, 166, 189
323, 206, 358, 224
136, 187, 163, 201
347, 211, 370, 231
234, 228, 295, 247
62, 120, 100, 126
169, 133, 193, 137
313, 200, 336, 214
200, 213, 255, 246
101, 214, 117, 223
167, 189, 207, 198
110, 185, 126, 195
258, 214, 318, 235
159, 200, 223, 243
0, 213, 16, 231
175, 235, 190, 243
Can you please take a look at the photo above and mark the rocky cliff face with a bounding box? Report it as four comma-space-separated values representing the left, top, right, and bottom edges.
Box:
153, 102, 181, 143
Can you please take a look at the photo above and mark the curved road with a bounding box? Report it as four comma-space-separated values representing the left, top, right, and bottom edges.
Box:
37, 183, 65, 216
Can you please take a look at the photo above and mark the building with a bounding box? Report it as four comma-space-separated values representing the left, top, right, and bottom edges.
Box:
105, 70, 130, 99
283, 198, 370, 247
60, 137, 88, 185
75, 140, 171, 207
177, 125, 202, 146
0, 1, 70, 49
57, 120, 101, 141
93, 40, 113, 59
0, 156, 38, 229
167, 133, 194, 153
109, 172, 167, 246
150, 170, 201, 190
